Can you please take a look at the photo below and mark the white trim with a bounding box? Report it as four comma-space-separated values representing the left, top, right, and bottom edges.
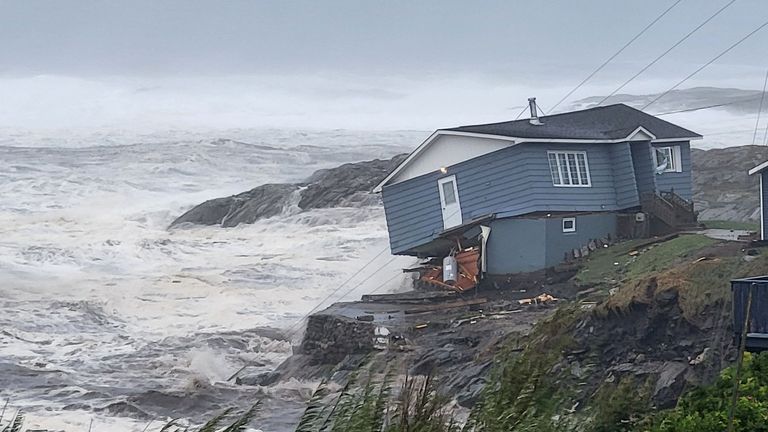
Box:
761, 174, 765, 241
749, 160, 768, 176
547, 150, 592, 187
373, 129, 702, 192
652, 145, 682, 173
626, 126, 657, 141
562, 217, 576, 233
653, 136, 703, 142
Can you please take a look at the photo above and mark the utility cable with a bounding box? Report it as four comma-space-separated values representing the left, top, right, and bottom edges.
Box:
653, 94, 762, 116
753, 69, 768, 145
642, 18, 768, 110
280, 248, 392, 338
550, 0, 684, 113
598, 0, 737, 106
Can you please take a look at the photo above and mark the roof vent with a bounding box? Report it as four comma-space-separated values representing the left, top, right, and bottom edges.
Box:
528, 97, 542, 125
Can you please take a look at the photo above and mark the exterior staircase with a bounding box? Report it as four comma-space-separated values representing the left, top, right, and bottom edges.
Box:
640, 190, 698, 231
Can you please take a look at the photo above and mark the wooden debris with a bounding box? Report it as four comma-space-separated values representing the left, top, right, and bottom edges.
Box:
518, 293, 558, 306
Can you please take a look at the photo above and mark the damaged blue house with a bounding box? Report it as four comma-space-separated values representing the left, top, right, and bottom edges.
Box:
374, 100, 701, 275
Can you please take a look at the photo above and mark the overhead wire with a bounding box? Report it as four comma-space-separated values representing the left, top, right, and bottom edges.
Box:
641, 18, 768, 110
549, 0, 685, 113
752, 69, 768, 145
652, 95, 762, 116
597, 0, 737, 106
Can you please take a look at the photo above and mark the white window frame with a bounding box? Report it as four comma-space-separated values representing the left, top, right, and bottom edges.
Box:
652, 145, 683, 173
547, 151, 592, 187
562, 217, 576, 233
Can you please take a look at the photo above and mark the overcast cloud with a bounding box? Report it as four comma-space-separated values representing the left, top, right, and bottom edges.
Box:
1, 0, 767, 130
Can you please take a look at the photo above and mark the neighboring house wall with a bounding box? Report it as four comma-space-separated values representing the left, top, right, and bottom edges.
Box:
609, 142, 640, 208
484, 213, 618, 274
630, 141, 657, 196
762, 171, 768, 240
652, 141, 692, 200
383, 141, 637, 254
543, 213, 617, 268
389, 135, 509, 185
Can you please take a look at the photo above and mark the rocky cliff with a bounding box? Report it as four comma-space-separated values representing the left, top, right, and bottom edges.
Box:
692, 145, 768, 221
170, 154, 406, 228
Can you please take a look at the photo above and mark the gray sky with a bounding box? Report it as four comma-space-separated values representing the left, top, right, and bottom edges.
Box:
1, 0, 768, 130
1, 0, 767, 77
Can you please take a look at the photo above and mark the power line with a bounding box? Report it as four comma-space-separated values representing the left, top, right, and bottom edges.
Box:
753, 69, 768, 145
549, 0, 684, 113
763, 111, 768, 145
653, 95, 762, 116
642, 18, 768, 110
597, 0, 737, 106
514, 104, 529, 120
279, 245, 391, 337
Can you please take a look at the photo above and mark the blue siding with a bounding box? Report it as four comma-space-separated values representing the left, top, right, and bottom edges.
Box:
653, 141, 692, 200
486, 218, 546, 274
543, 213, 617, 268
630, 141, 656, 196
383, 142, 640, 254
762, 172, 768, 240
484, 213, 618, 274
609, 142, 640, 208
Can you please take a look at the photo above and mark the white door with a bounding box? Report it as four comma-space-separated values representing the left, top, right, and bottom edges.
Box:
437, 175, 462, 229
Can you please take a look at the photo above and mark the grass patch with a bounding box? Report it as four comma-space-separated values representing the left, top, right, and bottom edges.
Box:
576, 235, 718, 287
601, 247, 768, 324
701, 220, 759, 231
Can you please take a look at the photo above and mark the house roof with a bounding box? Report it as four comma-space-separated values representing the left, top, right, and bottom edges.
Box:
373, 103, 701, 193
444, 104, 701, 141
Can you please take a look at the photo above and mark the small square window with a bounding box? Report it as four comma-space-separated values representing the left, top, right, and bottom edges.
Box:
562, 217, 576, 233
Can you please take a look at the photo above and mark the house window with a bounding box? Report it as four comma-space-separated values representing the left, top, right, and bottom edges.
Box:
653, 146, 682, 173
547, 151, 591, 187
562, 217, 576, 233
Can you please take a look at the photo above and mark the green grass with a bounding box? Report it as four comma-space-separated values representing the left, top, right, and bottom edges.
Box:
575, 235, 718, 287
701, 220, 760, 231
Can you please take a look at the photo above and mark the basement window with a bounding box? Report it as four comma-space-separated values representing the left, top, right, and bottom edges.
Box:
548, 151, 591, 187
562, 217, 576, 233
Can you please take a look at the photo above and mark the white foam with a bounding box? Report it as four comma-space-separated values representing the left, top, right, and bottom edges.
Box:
0, 130, 415, 431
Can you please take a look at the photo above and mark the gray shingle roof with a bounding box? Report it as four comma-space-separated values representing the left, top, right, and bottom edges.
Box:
443, 104, 701, 140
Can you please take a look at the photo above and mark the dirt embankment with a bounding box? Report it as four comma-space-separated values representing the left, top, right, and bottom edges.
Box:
269, 235, 768, 431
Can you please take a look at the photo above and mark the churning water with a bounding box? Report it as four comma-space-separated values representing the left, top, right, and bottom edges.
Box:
0, 129, 420, 431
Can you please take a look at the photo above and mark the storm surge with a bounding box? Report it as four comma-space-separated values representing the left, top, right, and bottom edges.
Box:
0, 129, 417, 431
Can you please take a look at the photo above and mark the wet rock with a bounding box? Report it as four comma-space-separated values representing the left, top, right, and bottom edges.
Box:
456, 377, 486, 407
170, 154, 406, 228
300, 314, 375, 364
653, 361, 688, 409
236, 371, 281, 386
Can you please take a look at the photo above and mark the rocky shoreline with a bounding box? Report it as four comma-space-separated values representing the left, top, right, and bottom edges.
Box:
169, 154, 406, 228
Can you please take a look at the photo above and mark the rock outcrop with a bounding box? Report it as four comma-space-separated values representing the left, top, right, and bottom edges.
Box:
170, 154, 406, 228
692, 145, 768, 221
